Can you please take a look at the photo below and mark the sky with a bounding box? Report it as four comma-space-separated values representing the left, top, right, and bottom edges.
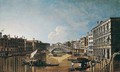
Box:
0, 0, 120, 43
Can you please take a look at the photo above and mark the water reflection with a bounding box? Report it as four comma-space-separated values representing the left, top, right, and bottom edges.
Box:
0, 56, 35, 72
0, 56, 68, 72
0, 56, 119, 72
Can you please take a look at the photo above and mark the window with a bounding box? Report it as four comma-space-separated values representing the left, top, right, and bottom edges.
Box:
107, 23, 109, 31
108, 23, 111, 32
107, 49, 110, 59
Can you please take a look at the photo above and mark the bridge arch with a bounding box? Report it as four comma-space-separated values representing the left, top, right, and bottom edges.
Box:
47, 43, 72, 55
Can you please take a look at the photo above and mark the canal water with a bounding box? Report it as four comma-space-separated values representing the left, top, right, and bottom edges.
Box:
0, 56, 34, 72
0, 56, 120, 72
0, 56, 69, 72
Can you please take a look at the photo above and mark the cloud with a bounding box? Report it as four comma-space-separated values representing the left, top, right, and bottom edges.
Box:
48, 26, 67, 43
1, 0, 120, 43
47, 1, 90, 41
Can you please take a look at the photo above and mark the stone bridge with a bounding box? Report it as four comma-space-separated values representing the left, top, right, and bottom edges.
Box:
47, 43, 72, 53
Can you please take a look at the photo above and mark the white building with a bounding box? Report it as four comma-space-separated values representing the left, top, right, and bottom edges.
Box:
87, 32, 93, 56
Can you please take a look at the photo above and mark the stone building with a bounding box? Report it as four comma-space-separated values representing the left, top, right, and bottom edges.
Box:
79, 36, 88, 55
25, 40, 33, 52
87, 31, 93, 56
72, 36, 88, 56
0, 32, 50, 59
92, 17, 120, 60
63, 41, 72, 48
72, 40, 81, 56
0, 34, 26, 53
33, 40, 50, 62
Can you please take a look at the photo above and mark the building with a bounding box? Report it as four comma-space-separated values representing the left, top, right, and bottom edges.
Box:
71, 36, 88, 56
0, 32, 50, 58
87, 31, 93, 56
63, 41, 72, 48
0, 34, 26, 53
33, 40, 50, 62
72, 40, 81, 56
92, 17, 120, 60
25, 40, 33, 52
79, 36, 88, 55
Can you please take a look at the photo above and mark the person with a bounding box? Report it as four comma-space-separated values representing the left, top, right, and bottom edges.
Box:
71, 62, 74, 68
30, 61, 33, 66
79, 63, 81, 68
81, 61, 85, 68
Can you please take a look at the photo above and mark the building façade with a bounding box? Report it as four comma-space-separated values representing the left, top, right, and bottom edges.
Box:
92, 17, 120, 60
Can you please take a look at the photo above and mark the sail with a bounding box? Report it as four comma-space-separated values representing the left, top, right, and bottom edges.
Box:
30, 49, 38, 58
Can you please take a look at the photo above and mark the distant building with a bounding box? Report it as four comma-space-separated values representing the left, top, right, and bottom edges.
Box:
72, 36, 88, 56
79, 36, 88, 55
72, 40, 81, 56
25, 40, 33, 52
0, 34, 26, 53
87, 31, 93, 56
0, 33, 50, 60
92, 17, 120, 60
33, 40, 50, 62
63, 41, 72, 48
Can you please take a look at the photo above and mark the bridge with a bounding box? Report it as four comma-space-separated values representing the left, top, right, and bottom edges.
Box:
47, 43, 72, 53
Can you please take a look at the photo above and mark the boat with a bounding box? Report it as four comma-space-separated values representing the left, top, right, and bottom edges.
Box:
22, 49, 59, 67
46, 63, 59, 66
22, 49, 38, 65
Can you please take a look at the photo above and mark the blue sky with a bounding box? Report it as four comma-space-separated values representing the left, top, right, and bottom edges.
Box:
0, 0, 120, 43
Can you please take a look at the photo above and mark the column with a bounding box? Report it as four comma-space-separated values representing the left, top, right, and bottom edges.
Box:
105, 49, 107, 59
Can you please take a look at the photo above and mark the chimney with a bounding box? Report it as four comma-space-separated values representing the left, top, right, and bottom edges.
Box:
100, 21, 103, 24
8, 34, 10, 39
97, 21, 99, 24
